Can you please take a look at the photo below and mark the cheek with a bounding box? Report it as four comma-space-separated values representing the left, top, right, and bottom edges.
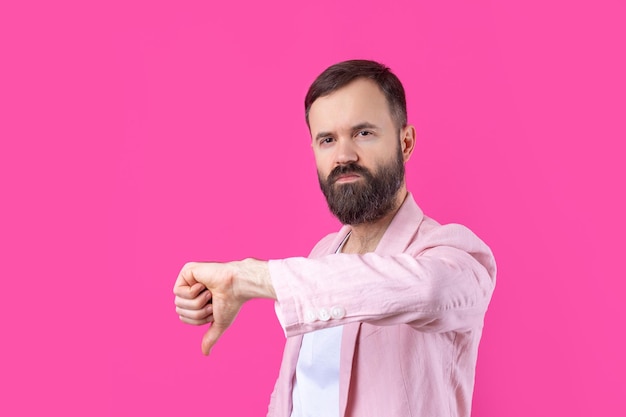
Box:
313, 153, 332, 176
316, 166, 330, 181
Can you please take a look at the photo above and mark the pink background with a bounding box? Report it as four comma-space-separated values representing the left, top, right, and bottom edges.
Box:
1, 0, 624, 415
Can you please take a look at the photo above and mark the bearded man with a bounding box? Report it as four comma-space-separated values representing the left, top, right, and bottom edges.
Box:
173, 60, 496, 417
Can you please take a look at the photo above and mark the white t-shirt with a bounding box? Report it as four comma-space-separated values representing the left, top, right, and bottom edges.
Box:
290, 233, 350, 417
290, 326, 343, 417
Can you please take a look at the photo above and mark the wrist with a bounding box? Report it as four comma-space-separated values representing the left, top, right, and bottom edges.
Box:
231, 258, 276, 301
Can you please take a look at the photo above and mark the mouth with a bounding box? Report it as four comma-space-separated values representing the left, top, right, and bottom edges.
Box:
334, 173, 362, 184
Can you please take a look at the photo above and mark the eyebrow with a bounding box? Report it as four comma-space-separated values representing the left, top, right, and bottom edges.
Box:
314, 122, 380, 141
352, 122, 379, 132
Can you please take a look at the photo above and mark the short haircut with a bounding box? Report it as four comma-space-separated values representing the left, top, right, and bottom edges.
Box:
304, 59, 407, 130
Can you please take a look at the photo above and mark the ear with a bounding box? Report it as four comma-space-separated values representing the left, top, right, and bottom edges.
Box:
400, 125, 416, 162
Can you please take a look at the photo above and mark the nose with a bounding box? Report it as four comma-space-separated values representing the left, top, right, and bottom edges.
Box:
334, 137, 358, 166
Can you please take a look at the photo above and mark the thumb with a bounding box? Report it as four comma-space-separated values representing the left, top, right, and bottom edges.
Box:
201, 323, 228, 356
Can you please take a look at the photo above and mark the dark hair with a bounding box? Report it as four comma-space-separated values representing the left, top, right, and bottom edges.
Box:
304, 59, 407, 129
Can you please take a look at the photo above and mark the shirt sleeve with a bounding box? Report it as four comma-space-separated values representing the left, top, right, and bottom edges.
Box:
269, 223, 496, 336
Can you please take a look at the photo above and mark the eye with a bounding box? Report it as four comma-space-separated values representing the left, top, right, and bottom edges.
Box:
319, 137, 334, 145
357, 130, 372, 137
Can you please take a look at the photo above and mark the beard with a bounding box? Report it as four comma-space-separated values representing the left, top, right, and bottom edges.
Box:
318, 145, 405, 225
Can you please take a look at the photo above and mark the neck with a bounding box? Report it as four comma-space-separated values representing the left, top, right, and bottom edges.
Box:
342, 188, 408, 255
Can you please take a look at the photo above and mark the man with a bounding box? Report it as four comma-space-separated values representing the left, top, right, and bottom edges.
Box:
174, 60, 496, 417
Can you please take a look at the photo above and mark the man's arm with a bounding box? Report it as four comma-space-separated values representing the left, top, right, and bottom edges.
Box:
174, 224, 495, 353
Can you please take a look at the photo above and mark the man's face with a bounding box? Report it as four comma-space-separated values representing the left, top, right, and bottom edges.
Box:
308, 78, 408, 225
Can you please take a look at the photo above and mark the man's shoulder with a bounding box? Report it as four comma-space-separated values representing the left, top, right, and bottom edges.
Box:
414, 214, 487, 250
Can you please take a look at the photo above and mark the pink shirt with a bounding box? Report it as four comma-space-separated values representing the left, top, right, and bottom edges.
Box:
267, 194, 496, 417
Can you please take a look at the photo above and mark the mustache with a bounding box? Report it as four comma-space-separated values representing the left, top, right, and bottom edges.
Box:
327, 163, 371, 184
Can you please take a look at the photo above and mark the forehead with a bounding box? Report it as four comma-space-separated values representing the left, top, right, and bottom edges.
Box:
308, 78, 394, 133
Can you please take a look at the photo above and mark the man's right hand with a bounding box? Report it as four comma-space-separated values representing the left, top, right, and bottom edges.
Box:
173, 259, 275, 355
